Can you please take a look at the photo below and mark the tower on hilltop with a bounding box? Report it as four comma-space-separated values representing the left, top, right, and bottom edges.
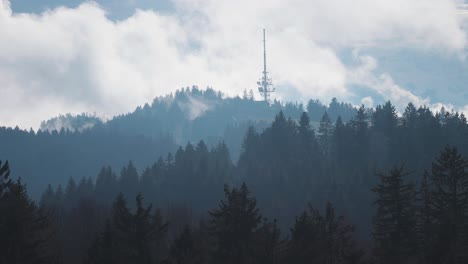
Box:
257, 29, 275, 102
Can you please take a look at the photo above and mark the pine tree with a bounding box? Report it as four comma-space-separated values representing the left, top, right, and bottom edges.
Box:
40, 184, 56, 209
0, 161, 53, 264
350, 105, 369, 158
95, 166, 117, 205
288, 202, 362, 264
402, 103, 418, 129
318, 111, 333, 156
372, 101, 398, 137
333, 116, 348, 164
372, 166, 417, 264
426, 147, 468, 263
243, 89, 248, 100
249, 89, 255, 100
64, 177, 77, 208
208, 183, 262, 264
415, 171, 434, 263
86, 193, 169, 264
84, 220, 117, 264
168, 226, 206, 264
298, 112, 316, 151
119, 161, 139, 200
111, 193, 169, 264
307, 99, 326, 121
238, 126, 261, 182
254, 218, 283, 264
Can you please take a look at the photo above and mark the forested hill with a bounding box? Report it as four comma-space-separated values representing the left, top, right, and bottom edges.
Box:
2, 87, 468, 263
41, 87, 358, 155
40, 102, 468, 234
0, 87, 357, 198
30, 105, 468, 264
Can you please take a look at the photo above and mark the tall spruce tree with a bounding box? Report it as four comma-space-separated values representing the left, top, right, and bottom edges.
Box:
318, 111, 333, 157
288, 202, 362, 264
84, 220, 117, 264
415, 171, 433, 264
0, 161, 53, 264
208, 183, 262, 264
87, 193, 168, 264
372, 166, 417, 264
426, 147, 468, 263
254, 218, 283, 264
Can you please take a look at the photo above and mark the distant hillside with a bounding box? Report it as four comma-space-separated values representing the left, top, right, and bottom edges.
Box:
40, 113, 103, 132
41, 87, 359, 158
1, 87, 359, 198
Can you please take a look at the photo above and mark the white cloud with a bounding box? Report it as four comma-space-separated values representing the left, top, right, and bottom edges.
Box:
461, 105, 468, 114
0, 0, 467, 128
347, 54, 430, 109
361, 96, 374, 107
348, 52, 468, 115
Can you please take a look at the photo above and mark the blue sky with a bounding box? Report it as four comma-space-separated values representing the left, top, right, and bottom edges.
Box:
1, 0, 468, 128
9, 0, 174, 19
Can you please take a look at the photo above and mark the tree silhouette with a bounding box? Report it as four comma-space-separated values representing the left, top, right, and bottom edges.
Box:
208, 183, 262, 264
425, 147, 468, 263
0, 161, 53, 264
288, 202, 362, 264
372, 166, 417, 264
168, 225, 206, 264
87, 193, 168, 264
318, 111, 333, 157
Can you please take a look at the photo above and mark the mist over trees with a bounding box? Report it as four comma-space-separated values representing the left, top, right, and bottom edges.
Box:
3, 144, 468, 263
2, 89, 468, 263
0, 88, 357, 198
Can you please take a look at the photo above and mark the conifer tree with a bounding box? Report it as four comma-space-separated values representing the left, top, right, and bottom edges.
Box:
372, 166, 417, 264
333, 116, 348, 163
402, 103, 418, 129
168, 226, 206, 264
372, 101, 398, 137
254, 218, 283, 264
288, 202, 362, 264
0, 161, 53, 264
298, 112, 318, 156
40, 184, 56, 209
84, 220, 117, 264
208, 183, 262, 264
238, 126, 261, 182
95, 166, 117, 205
87, 193, 168, 264
318, 112, 333, 156
119, 161, 139, 200
415, 171, 434, 263
64, 177, 77, 208
426, 147, 468, 263
350, 105, 369, 159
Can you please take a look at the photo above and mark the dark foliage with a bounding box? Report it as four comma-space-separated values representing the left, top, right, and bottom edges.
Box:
372, 166, 417, 263
0, 89, 358, 198
0, 161, 54, 264
3, 91, 468, 263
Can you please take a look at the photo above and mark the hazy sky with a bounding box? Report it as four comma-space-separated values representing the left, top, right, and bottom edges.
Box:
2, 0, 468, 128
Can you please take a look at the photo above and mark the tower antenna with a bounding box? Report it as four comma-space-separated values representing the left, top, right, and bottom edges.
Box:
257, 29, 275, 102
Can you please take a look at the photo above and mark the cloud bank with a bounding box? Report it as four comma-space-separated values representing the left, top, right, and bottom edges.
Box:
0, 0, 467, 128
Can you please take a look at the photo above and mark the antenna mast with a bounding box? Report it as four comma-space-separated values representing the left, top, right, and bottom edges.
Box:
257, 29, 274, 102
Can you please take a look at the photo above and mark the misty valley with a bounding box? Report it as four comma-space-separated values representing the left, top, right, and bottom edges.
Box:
3, 0, 468, 263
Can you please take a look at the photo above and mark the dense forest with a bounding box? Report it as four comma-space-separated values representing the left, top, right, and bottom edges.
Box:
0, 88, 358, 198
2, 145, 468, 263
2, 88, 468, 263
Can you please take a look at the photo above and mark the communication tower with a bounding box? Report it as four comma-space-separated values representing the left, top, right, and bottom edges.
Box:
257, 29, 275, 102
